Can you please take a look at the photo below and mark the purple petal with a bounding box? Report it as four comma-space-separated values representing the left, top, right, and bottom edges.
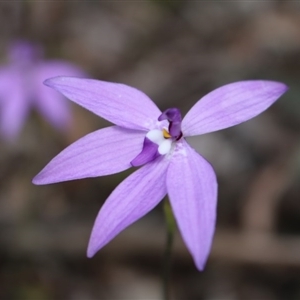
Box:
182, 81, 288, 136
87, 156, 169, 257
167, 140, 218, 270
33, 62, 85, 129
0, 69, 30, 140
33, 126, 145, 184
130, 137, 159, 167
44, 77, 162, 131
0, 67, 13, 96
8, 40, 43, 64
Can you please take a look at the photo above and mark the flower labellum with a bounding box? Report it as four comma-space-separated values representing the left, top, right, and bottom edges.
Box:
33, 78, 288, 270
0, 40, 84, 140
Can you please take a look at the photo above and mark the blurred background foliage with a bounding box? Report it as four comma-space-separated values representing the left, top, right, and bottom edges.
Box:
1, 1, 300, 299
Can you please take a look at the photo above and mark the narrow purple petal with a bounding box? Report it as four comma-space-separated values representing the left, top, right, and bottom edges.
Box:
8, 40, 42, 64
182, 81, 288, 137
33, 126, 145, 184
44, 77, 162, 131
33, 62, 84, 129
87, 156, 169, 257
0, 67, 14, 96
167, 140, 218, 270
0, 69, 30, 140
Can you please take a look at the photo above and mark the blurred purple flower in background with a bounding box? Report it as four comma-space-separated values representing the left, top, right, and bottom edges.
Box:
33, 77, 287, 270
0, 40, 83, 140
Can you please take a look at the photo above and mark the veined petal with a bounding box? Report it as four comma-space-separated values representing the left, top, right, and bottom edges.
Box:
33, 126, 145, 184
167, 140, 218, 270
44, 77, 162, 131
34, 62, 84, 129
87, 156, 169, 257
182, 81, 288, 136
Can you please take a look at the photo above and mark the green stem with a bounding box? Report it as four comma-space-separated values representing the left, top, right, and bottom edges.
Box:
162, 199, 176, 300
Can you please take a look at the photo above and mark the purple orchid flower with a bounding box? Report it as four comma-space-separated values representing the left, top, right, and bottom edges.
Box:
0, 40, 83, 140
33, 77, 287, 270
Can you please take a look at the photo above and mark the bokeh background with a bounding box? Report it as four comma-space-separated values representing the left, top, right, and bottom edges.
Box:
1, 1, 300, 299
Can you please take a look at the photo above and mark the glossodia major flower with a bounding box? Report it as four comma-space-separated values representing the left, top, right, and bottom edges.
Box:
0, 40, 84, 140
33, 78, 288, 270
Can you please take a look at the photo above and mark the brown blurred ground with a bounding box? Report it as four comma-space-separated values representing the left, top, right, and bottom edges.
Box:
1, 1, 300, 299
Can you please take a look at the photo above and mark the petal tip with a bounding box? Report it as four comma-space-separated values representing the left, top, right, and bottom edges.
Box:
270, 80, 289, 93
195, 261, 205, 272
43, 76, 73, 88
193, 254, 209, 271
278, 82, 289, 94
32, 171, 55, 185
43, 76, 60, 88
32, 174, 42, 185
87, 244, 97, 258
261, 80, 289, 98
86, 251, 94, 259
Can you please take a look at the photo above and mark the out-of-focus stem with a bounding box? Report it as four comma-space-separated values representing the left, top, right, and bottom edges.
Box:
162, 199, 176, 300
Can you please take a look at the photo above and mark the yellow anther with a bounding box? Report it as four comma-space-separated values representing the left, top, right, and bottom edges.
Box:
162, 128, 171, 139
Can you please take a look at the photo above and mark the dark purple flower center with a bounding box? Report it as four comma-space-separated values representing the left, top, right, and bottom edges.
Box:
158, 108, 183, 140
130, 108, 182, 167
